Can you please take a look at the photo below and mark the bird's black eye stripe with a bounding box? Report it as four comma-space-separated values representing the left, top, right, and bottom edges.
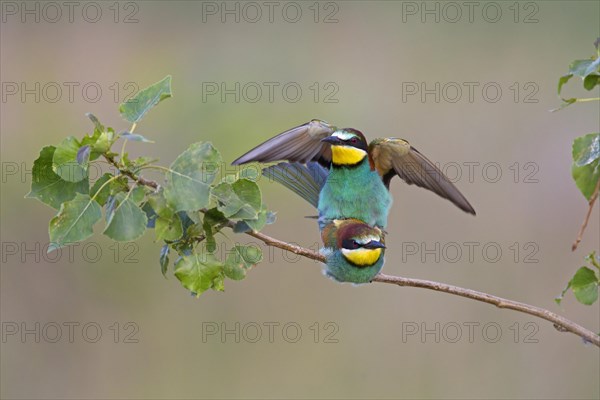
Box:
342, 239, 362, 250
343, 136, 367, 150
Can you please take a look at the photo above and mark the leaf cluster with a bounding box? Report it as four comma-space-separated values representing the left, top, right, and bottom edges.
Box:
553, 39, 600, 306
554, 37, 600, 110
27, 76, 275, 296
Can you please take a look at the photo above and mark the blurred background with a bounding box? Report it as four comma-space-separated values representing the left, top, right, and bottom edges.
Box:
1, 1, 599, 399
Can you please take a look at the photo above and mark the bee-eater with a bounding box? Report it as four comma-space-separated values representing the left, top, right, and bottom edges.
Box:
321, 219, 386, 283
233, 119, 475, 229
262, 162, 385, 284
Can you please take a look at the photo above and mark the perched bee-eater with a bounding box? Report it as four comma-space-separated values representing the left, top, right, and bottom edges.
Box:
233, 119, 475, 229
262, 162, 385, 283
321, 219, 386, 283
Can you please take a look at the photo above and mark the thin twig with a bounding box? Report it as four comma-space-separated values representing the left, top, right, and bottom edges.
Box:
112, 163, 600, 347
371, 274, 599, 347
246, 229, 326, 262
572, 177, 600, 251
103, 154, 159, 189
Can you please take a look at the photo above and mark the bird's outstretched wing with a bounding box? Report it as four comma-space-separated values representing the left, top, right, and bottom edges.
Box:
231, 120, 336, 168
262, 162, 329, 208
369, 138, 476, 215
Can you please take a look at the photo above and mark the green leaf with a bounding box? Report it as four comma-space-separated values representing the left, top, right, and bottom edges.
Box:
160, 244, 170, 277
90, 173, 113, 206
52, 137, 88, 182
174, 253, 224, 296
164, 142, 222, 212
81, 114, 109, 159
211, 182, 247, 217
148, 190, 187, 243
224, 245, 263, 280
230, 179, 261, 219
48, 193, 102, 252
572, 161, 599, 200
212, 274, 225, 292
120, 132, 154, 143
103, 192, 148, 241
573, 133, 600, 167
26, 146, 89, 209
119, 75, 172, 123
130, 185, 148, 204
583, 57, 600, 76
583, 73, 600, 91
234, 204, 271, 232
569, 59, 595, 77
80, 132, 101, 149
570, 267, 599, 305
572, 134, 600, 200
210, 182, 233, 212
92, 130, 113, 154
202, 208, 227, 253
147, 189, 175, 219
155, 213, 183, 242
557, 74, 572, 96
213, 179, 262, 220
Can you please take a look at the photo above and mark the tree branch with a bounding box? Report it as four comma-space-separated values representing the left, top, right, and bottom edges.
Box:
371, 274, 599, 347
103, 154, 159, 189
572, 177, 600, 251
108, 160, 600, 348
246, 229, 326, 261
247, 228, 599, 347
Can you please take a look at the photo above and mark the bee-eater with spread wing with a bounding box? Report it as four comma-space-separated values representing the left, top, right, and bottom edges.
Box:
233, 119, 475, 229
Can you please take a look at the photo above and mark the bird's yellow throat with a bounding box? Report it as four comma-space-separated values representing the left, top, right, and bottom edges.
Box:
331, 146, 367, 165
342, 248, 382, 267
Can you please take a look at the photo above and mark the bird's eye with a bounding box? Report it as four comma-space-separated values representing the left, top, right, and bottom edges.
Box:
342, 238, 362, 250
350, 137, 358, 144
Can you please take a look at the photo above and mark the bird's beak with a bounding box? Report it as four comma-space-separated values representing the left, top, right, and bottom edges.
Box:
321, 136, 344, 145
364, 240, 386, 249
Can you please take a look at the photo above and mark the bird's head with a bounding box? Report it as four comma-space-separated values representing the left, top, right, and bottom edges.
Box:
321, 129, 369, 166
336, 221, 385, 267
